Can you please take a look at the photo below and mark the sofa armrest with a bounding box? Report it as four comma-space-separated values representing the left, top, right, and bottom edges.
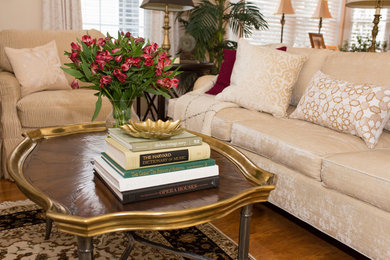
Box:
192, 75, 218, 94
0, 72, 22, 138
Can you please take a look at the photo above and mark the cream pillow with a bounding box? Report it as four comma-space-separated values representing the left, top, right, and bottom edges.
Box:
215, 38, 306, 117
5, 40, 69, 97
290, 71, 390, 148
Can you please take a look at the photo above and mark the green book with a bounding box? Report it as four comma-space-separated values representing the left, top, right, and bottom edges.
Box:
101, 152, 216, 178
108, 128, 203, 152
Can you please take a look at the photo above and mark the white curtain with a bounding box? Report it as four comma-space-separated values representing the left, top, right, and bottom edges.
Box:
143, 10, 181, 57
42, 0, 83, 30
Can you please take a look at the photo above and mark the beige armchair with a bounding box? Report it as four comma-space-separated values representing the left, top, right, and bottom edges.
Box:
0, 30, 112, 179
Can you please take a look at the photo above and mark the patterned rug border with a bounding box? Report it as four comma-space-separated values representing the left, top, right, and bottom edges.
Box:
0, 200, 256, 259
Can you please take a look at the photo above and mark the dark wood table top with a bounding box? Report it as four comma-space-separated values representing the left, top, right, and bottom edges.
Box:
9, 123, 274, 237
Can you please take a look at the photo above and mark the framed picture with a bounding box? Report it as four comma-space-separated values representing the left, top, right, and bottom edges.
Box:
309, 33, 326, 49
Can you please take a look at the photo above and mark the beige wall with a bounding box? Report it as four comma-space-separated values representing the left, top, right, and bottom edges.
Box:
0, 0, 42, 30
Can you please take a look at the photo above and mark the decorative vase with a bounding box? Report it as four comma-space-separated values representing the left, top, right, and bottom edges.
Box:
106, 99, 133, 128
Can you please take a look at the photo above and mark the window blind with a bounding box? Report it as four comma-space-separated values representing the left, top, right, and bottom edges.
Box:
245, 0, 342, 47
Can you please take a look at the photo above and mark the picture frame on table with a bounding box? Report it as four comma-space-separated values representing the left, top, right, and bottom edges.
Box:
309, 33, 326, 49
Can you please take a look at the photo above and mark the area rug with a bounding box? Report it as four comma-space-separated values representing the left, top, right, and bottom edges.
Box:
0, 200, 247, 260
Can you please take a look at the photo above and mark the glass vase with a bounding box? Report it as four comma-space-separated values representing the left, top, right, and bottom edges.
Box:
106, 99, 133, 128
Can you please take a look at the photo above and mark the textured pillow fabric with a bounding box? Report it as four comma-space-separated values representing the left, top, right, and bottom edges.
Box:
5, 40, 69, 97
206, 46, 288, 96
290, 71, 390, 148
206, 49, 236, 95
216, 39, 306, 117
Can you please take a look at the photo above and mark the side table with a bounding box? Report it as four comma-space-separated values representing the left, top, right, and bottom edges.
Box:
136, 62, 214, 121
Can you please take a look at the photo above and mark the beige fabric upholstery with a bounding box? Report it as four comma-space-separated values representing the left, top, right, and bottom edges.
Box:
0, 29, 104, 84
211, 106, 296, 141
17, 89, 112, 128
237, 148, 390, 259
322, 148, 390, 212
230, 113, 390, 180
286, 48, 333, 106
192, 75, 218, 94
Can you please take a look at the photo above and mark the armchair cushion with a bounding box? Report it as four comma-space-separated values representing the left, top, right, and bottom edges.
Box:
17, 89, 112, 128
5, 40, 69, 97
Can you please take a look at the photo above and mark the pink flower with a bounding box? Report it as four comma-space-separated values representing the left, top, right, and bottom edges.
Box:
105, 36, 112, 42
125, 32, 131, 38
171, 77, 179, 88
121, 63, 130, 72
151, 43, 159, 52
144, 58, 154, 66
99, 75, 112, 88
157, 57, 171, 71
71, 80, 79, 89
96, 50, 113, 62
157, 77, 179, 89
95, 59, 105, 70
111, 48, 121, 54
82, 35, 95, 46
97, 38, 106, 47
135, 37, 144, 43
90, 63, 98, 75
155, 69, 162, 76
125, 57, 141, 68
113, 68, 127, 83
115, 55, 123, 63
71, 42, 81, 51
70, 51, 80, 65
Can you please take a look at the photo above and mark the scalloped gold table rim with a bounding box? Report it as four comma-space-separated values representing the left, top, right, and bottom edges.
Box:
8, 122, 276, 238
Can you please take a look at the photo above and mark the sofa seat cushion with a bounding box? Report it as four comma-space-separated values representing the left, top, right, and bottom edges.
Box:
230, 113, 390, 181
17, 89, 112, 128
211, 106, 296, 141
322, 149, 390, 212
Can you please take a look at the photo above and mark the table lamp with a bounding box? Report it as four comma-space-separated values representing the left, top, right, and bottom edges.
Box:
346, 0, 390, 52
312, 0, 332, 33
140, 0, 195, 54
275, 0, 295, 43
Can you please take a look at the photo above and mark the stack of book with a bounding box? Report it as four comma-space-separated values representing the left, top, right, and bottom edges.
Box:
93, 128, 219, 204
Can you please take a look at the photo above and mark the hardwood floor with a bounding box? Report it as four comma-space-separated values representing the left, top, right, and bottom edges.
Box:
0, 179, 366, 259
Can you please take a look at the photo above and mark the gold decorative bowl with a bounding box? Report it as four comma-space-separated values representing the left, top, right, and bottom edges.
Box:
120, 119, 183, 139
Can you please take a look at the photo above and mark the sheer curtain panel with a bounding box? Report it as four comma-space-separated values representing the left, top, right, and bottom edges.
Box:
42, 0, 83, 30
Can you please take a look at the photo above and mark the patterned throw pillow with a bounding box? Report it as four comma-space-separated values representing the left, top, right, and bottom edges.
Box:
290, 71, 390, 148
5, 40, 69, 97
215, 39, 306, 117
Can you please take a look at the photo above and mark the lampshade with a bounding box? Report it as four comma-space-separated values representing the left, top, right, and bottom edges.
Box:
275, 0, 295, 14
312, 0, 332, 18
140, 0, 195, 11
346, 0, 390, 8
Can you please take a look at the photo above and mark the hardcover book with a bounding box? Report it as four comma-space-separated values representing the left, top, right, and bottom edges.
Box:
94, 168, 219, 204
101, 152, 216, 178
93, 156, 219, 192
105, 137, 211, 170
108, 128, 203, 152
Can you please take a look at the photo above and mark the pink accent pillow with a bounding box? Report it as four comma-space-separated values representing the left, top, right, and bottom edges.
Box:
206, 46, 287, 95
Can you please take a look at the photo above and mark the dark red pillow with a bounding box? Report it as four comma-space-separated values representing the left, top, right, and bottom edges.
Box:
206, 46, 287, 95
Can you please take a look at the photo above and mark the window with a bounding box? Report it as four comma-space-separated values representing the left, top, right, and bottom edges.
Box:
347, 8, 389, 46
245, 0, 342, 47
81, 0, 145, 37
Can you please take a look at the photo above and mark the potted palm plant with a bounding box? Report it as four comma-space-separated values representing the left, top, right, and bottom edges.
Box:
177, 0, 268, 72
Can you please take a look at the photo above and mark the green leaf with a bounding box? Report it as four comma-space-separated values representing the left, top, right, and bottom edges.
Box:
81, 62, 92, 81
61, 67, 84, 78
91, 93, 102, 121
81, 42, 92, 60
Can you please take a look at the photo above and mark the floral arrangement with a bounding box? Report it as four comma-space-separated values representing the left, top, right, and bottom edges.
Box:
62, 32, 180, 126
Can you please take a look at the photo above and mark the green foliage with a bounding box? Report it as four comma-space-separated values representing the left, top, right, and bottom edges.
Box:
177, 0, 267, 72
339, 36, 388, 52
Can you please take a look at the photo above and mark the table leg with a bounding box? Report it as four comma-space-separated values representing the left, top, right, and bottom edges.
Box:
77, 236, 94, 260
45, 218, 53, 240
238, 204, 253, 260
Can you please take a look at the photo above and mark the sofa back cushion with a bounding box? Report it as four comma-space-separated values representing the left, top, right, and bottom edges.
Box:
287, 47, 333, 106
0, 29, 104, 84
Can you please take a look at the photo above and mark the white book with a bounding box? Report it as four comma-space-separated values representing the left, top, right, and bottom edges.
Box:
93, 156, 219, 192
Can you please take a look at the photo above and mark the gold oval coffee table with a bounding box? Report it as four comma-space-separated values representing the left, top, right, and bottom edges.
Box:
8, 122, 275, 260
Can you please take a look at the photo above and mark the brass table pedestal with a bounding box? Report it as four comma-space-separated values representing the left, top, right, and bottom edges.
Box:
8, 123, 275, 260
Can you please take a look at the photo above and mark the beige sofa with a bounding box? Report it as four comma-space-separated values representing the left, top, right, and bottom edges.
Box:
0, 30, 112, 179
168, 47, 390, 259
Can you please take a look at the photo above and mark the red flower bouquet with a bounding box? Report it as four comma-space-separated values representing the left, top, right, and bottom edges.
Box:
62, 32, 180, 127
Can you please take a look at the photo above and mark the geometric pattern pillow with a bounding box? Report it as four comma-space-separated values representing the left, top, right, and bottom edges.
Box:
215, 38, 306, 117
290, 71, 390, 148
4, 40, 69, 97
